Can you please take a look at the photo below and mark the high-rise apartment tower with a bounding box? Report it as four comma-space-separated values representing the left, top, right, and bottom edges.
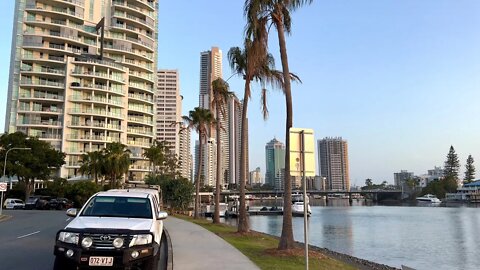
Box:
318, 137, 350, 191
265, 138, 285, 190
156, 69, 181, 155
6, 0, 159, 180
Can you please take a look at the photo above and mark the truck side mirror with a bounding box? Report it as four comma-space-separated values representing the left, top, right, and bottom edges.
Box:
66, 208, 78, 217
157, 211, 168, 220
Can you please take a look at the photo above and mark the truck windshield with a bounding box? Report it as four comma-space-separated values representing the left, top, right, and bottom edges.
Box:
81, 196, 152, 219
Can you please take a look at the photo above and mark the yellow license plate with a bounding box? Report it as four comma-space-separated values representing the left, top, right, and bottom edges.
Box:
89, 256, 114, 266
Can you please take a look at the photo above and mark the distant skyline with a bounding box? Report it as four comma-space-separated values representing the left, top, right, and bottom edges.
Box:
2, 1, 480, 184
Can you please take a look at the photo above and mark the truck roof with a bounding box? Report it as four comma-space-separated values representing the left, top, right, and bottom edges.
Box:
96, 190, 150, 198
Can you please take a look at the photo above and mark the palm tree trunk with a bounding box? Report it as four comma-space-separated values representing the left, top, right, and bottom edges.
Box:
194, 135, 203, 219
214, 108, 221, 224
276, 20, 295, 250
238, 80, 251, 233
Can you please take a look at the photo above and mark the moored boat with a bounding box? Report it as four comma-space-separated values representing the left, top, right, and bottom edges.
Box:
416, 194, 441, 203
292, 194, 312, 217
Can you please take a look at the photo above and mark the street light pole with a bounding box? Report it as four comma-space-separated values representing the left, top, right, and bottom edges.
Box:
1, 147, 31, 216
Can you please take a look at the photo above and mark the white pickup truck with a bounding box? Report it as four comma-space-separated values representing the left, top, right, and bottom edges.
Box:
53, 187, 168, 270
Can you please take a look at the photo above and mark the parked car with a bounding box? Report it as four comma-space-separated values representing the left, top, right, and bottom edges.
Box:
53, 185, 168, 270
24, 196, 50, 210
49, 198, 73, 210
3, 198, 25, 209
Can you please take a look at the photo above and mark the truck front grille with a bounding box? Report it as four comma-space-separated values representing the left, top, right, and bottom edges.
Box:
82, 233, 132, 249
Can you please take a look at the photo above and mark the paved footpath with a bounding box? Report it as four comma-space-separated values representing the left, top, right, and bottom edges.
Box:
164, 217, 260, 270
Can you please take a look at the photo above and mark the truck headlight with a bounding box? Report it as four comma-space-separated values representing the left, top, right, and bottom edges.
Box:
58, 232, 79, 245
129, 234, 152, 247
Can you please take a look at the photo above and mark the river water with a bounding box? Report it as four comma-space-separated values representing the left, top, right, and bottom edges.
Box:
226, 200, 480, 270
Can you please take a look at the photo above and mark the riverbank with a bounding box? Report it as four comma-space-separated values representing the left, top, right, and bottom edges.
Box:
177, 215, 399, 270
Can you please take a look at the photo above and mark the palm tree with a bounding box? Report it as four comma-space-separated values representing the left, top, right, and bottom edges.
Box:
211, 78, 235, 224
245, 0, 312, 250
103, 142, 131, 188
79, 151, 104, 184
182, 107, 215, 219
227, 33, 284, 232
143, 140, 169, 175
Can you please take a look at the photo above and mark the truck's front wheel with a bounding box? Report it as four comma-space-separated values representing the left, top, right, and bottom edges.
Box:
143, 253, 159, 270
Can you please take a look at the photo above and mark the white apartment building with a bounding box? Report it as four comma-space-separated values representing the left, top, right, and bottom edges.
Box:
5, 0, 158, 180
156, 69, 181, 155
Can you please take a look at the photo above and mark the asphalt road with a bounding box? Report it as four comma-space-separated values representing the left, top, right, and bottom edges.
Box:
0, 210, 169, 270
0, 210, 69, 270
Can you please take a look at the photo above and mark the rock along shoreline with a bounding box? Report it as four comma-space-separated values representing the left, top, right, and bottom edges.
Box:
306, 244, 401, 270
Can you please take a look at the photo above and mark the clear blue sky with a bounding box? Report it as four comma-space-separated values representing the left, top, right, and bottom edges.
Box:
2, 1, 480, 185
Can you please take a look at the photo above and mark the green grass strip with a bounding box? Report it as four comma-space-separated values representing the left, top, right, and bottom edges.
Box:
175, 215, 358, 270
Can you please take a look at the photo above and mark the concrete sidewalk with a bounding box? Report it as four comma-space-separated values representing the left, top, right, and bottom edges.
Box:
164, 217, 260, 270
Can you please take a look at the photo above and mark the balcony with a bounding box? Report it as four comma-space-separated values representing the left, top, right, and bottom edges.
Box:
34, 133, 63, 140
25, 5, 84, 23
20, 66, 65, 76
127, 128, 153, 136
70, 83, 125, 96
20, 79, 65, 89
67, 134, 122, 142
128, 116, 153, 125
72, 57, 125, 71
71, 70, 126, 84
69, 95, 124, 107
17, 119, 62, 127
128, 93, 154, 103
128, 105, 153, 115
127, 140, 151, 148
104, 45, 153, 61
68, 108, 123, 118
19, 92, 65, 101
112, 0, 155, 19
68, 121, 122, 131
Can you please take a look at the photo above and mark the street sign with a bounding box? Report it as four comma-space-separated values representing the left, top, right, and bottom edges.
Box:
289, 128, 316, 177
0, 182, 7, 192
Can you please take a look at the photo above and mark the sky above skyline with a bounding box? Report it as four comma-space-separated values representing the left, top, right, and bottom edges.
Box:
1, 1, 480, 185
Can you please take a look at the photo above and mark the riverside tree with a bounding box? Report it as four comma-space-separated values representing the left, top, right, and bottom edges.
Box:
464, 154, 475, 184
444, 145, 460, 180
245, 0, 312, 250
182, 107, 215, 219
211, 78, 235, 224
430, 145, 461, 196
0, 132, 65, 199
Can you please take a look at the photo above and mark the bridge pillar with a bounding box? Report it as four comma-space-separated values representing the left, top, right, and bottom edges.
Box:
348, 193, 353, 206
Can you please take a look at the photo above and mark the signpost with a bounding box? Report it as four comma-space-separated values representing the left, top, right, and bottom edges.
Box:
289, 128, 315, 270
0, 182, 6, 216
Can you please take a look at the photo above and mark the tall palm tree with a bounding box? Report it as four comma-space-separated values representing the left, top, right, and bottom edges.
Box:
103, 142, 131, 188
228, 32, 285, 232
245, 0, 312, 250
79, 151, 104, 184
182, 107, 215, 219
211, 78, 235, 224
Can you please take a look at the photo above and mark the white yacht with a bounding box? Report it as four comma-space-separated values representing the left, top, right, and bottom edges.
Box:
416, 194, 441, 203
291, 194, 312, 217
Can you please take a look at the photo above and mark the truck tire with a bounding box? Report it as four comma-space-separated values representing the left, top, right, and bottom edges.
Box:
53, 256, 76, 270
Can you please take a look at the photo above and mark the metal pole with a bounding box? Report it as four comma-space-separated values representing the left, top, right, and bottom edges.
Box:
300, 130, 309, 270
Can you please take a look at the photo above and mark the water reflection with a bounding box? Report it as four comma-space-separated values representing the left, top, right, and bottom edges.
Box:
224, 202, 480, 270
